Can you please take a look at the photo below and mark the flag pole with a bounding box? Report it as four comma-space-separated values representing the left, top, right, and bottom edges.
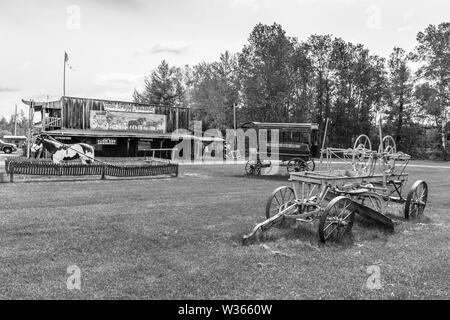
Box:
63, 51, 66, 97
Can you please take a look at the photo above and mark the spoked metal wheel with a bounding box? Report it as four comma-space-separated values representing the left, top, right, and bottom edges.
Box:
353, 134, 372, 154
245, 160, 261, 176
404, 180, 428, 219
265, 186, 297, 219
286, 158, 307, 173
352, 134, 372, 172
381, 135, 397, 154
318, 196, 355, 243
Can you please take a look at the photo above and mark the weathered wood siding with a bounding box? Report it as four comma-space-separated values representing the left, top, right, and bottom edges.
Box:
60, 97, 190, 132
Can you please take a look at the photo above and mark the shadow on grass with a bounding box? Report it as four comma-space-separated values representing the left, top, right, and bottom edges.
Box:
5, 175, 176, 184
236, 219, 355, 249
230, 174, 290, 182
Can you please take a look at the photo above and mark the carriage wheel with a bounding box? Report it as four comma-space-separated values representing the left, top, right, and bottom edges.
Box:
306, 159, 315, 172
265, 186, 297, 219
381, 135, 397, 154
318, 196, 355, 243
245, 160, 256, 175
286, 158, 307, 173
404, 181, 428, 219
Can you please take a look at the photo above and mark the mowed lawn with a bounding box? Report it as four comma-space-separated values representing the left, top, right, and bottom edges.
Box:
0, 162, 449, 299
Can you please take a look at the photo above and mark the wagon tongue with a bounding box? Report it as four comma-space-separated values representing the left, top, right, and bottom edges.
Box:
353, 201, 395, 231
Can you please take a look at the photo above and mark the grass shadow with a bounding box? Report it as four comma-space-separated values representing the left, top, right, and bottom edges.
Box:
231, 174, 290, 182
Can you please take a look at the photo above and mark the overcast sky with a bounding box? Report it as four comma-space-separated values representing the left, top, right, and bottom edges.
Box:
0, 0, 449, 117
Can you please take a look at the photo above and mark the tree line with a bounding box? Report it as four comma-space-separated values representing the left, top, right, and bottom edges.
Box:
0, 110, 29, 138
134, 22, 450, 160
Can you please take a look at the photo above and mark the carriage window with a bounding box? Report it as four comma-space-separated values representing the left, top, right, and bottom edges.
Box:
311, 130, 318, 145
292, 132, 300, 142
281, 131, 293, 143
300, 132, 310, 144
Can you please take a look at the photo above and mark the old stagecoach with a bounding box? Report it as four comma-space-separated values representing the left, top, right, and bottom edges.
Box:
241, 122, 319, 175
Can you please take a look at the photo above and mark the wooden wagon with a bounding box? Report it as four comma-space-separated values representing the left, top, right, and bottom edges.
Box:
243, 138, 428, 244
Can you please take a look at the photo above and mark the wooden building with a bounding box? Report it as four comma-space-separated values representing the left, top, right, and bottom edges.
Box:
24, 96, 191, 157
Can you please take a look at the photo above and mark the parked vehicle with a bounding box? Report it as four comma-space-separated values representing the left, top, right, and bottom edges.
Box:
240, 122, 319, 175
0, 139, 17, 154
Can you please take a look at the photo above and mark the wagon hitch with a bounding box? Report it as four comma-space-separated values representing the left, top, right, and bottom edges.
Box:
242, 203, 297, 245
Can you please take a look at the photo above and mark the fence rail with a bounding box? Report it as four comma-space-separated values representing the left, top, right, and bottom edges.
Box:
4, 159, 178, 182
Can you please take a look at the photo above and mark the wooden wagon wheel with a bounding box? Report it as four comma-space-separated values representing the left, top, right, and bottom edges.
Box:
318, 196, 355, 243
265, 186, 297, 219
245, 160, 261, 176
404, 180, 428, 219
286, 158, 307, 173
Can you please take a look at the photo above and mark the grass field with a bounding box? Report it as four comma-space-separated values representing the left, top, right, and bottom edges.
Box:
0, 161, 449, 299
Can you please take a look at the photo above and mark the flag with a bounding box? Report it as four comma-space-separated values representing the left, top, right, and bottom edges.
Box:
64, 51, 75, 71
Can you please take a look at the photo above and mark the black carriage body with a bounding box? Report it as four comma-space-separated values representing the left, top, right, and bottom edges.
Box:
240, 122, 319, 161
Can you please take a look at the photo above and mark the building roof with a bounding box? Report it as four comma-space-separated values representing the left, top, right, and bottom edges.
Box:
23, 96, 190, 111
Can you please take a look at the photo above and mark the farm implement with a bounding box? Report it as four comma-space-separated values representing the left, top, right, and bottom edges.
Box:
242, 125, 428, 245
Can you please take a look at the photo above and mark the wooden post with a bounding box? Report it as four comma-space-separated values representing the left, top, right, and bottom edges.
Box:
319, 118, 330, 170
27, 101, 32, 159
9, 162, 14, 183
101, 165, 106, 180
378, 116, 383, 153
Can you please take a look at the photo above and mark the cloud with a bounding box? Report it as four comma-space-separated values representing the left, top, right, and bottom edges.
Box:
0, 85, 18, 93
19, 61, 32, 71
397, 25, 414, 33
93, 72, 144, 87
134, 41, 192, 56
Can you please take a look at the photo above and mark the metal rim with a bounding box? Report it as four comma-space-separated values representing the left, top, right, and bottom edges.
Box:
307, 159, 315, 172
265, 186, 296, 219
353, 134, 372, 153
382, 135, 397, 154
352, 135, 372, 172
318, 196, 355, 243
405, 180, 428, 219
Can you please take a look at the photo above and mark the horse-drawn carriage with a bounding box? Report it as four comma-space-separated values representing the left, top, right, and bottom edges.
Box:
242, 122, 319, 175
242, 129, 428, 244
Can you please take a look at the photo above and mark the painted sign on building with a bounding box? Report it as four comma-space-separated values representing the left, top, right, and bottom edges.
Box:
90, 110, 166, 133
97, 138, 117, 145
104, 103, 155, 114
